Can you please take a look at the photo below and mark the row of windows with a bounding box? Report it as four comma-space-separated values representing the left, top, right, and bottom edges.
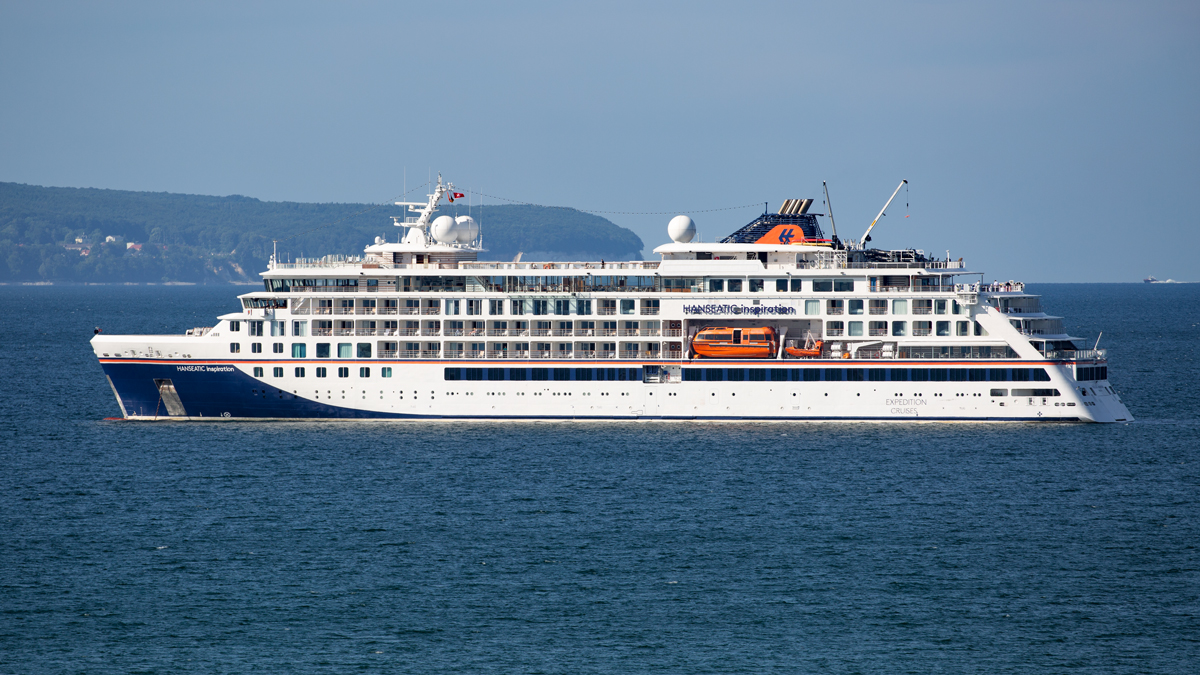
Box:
252, 366, 394, 379
1075, 366, 1108, 381
232, 342, 373, 357
445, 367, 644, 381
680, 367, 1052, 382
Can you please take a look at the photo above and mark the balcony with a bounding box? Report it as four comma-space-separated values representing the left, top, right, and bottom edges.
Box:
598, 307, 616, 315
552, 329, 573, 336
574, 328, 596, 337
912, 328, 932, 336
913, 307, 932, 315
334, 307, 354, 315
618, 329, 640, 337
639, 329, 660, 337
378, 350, 397, 358
598, 328, 617, 337
508, 328, 530, 336
531, 329, 551, 336
486, 350, 511, 359
312, 328, 332, 336
334, 328, 354, 336
398, 307, 419, 315
420, 350, 441, 359
868, 328, 888, 337
378, 307, 398, 315
355, 307, 376, 315
826, 308, 844, 315
640, 308, 659, 315
869, 307, 888, 315
314, 308, 332, 315
420, 308, 440, 315
825, 329, 844, 337
662, 329, 683, 337
420, 329, 441, 336
399, 350, 421, 358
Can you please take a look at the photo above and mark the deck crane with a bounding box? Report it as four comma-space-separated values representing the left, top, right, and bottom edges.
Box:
858, 179, 907, 249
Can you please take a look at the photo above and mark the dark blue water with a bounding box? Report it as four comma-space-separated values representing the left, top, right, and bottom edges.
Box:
2, 284, 1197, 673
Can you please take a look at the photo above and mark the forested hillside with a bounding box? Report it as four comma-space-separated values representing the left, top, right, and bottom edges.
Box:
0, 182, 644, 283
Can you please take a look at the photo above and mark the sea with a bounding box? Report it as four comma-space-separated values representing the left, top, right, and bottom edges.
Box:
1, 283, 1197, 673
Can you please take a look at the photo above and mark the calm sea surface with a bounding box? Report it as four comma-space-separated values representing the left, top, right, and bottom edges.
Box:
1, 284, 1197, 673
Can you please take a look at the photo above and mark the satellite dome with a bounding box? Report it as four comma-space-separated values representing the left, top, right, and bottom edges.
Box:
431, 215, 458, 244
455, 215, 478, 244
374, 236, 382, 244
667, 215, 696, 243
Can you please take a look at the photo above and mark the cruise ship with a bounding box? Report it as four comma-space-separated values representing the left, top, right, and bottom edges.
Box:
91, 177, 1132, 422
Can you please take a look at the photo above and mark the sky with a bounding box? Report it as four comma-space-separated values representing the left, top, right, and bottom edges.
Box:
1, 1, 1197, 281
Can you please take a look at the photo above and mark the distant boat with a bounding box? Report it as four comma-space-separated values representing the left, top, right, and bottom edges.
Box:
1144, 276, 1158, 283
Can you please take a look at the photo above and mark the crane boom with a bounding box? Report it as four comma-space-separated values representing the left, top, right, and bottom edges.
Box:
858, 179, 907, 249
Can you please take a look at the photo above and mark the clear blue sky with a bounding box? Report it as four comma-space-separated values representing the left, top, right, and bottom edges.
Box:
1, 1, 1196, 281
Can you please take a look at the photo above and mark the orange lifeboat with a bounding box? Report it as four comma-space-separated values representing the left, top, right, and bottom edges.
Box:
785, 339, 824, 359
691, 326, 778, 359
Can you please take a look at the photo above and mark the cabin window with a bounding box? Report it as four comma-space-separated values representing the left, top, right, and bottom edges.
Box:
791, 279, 802, 292
826, 299, 844, 315
825, 368, 843, 381
359, 367, 370, 377
295, 367, 305, 378
804, 369, 820, 381
949, 369, 968, 382
869, 321, 888, 336
316, 367, 327, 378
532, 299, 547, 315
382, 367, 392, 378
466, 299, 482, 315
271, 320, 286, 337
708, 279, 724, 292
510, 299, 524, 315
273, 367, 284, 377
1033, 368, 1051, 382
770, 369, 788, 382
957, 321, 969, 336
776, 279, 788, 292
509, 368, 527, 381
913, 321, 932, 336
316, 343, 330, 358
848, 299, 864, 315
969, 369, 987, 381
574, 368, 592, 381
911, 368, 929, 381
991, 389, 1008, 397
727, 279, 743, 292
936, 321, 950, 337
826, 321, 844, 337
576, 299, 592, 315
727, 369, 745, 382
292, 344, 306, 358
892, 299, 907, 315
230, 343, 240, 353
489, 299, 504, 315
555, 300, 571, 315
849, 321, 863, 337
989, 368, 1008, 381
974, 322, 987, 336
552, 368, 571, 381
251, 343, 262, 354
292, 320, 306, 337
812, 279, 833, 292
846, 368, 864, 381
358, 343, 372, 358
748, 369, 766, 381
230, 321, 241, 332
749, 279, 764, 292
337, 367, 349, 378
620, 299, 635, 314
834, 280, 854, 292
935, 299, 947, 314
890, 368, 908, 381
869, 368, 886, 381
466, 368, 483, 381
249, 321, 263, 336
705, 368, 723, 381
1012, 368, 1031, 382
273, 343, 284, 354
684, 369, 702, 382
338, 343, 352, 358
929, 369, 948, 381
532, 368, 549, 381
892, 321, 907, 336
444, 368, 462, 380
253, 367, 264, 377
446, 299, 460, 315
805, 300, 820, 315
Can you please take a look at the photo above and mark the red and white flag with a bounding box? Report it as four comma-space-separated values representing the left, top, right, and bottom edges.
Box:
449, 192, 465, 202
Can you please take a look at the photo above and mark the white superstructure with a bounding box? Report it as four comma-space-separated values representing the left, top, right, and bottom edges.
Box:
91, 177, 1132, 422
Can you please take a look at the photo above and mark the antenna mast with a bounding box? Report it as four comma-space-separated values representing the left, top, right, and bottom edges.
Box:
822, 180, 838, 240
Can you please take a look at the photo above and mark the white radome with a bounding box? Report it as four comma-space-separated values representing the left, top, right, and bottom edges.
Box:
431, 215, 458, 244
668, 215, 696, 243
455, 215, 479, 244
